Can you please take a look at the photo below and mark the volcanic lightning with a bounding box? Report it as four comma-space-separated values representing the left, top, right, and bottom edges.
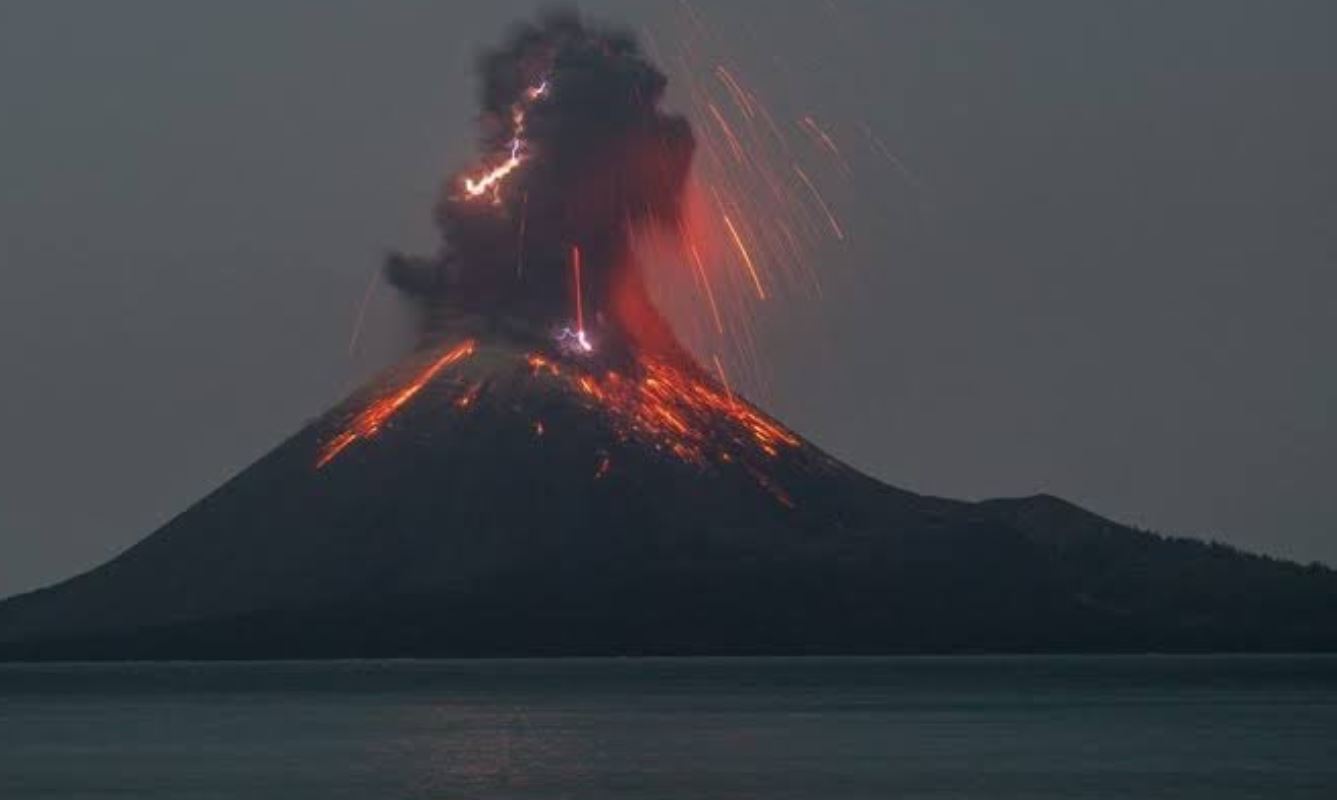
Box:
462, 79, 548, 202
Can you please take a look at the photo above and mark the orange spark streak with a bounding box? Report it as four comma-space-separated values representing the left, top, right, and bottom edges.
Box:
688, 243, 725, 333
714, 65, 755, 119
316, 340, 476, 468
712, 354, 734, 405
526, 353, 560, 376
571, 245, 584, 333
454, 381, 484, 410
801, 115, 839, 154
799, 114, 849, 173
860, 122, 922, 188
707, 102, 746, 164
347, 266, 380, 356
792, 164, 845, 240
721, 213, 767, 299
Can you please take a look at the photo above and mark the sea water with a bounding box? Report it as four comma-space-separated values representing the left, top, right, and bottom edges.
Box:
2, 655, 1334, 798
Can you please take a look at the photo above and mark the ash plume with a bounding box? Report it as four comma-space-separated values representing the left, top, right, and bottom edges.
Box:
387, 12, 695, 359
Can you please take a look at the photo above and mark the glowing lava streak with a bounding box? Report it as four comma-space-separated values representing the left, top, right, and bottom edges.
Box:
561, 245, 592, 353
793, 164, 845, 241
316, 340, 476, 468
556, 356, 799, 467
571, 245, 585, 334
721, 213, 767, 300
688, 244, 724, 334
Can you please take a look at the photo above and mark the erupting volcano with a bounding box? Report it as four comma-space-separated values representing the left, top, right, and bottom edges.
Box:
332, 14, 802, 504
3, 13, 1335, 660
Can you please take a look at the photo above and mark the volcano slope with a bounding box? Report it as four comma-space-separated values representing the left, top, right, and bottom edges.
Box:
2, 333, 1336, 660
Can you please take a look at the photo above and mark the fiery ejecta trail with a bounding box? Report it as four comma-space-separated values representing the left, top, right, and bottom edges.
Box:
714, 65, 755, 119
793, 164, 845, 241
637, 22, 859, 401
571, 245, 585, 334
688, 243, 725, 334
721, 213, 767, 300
317, 340, 476, 468
563, 245, 593, 353
707, 102, 746, 164
799, 114, 850, 175
712, 354, 735, 405
347, 266, 381, 356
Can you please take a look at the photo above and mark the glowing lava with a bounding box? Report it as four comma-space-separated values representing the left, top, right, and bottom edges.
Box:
317, 340, 476, 468
318, 345, 799, 505
525, 350, 799, 468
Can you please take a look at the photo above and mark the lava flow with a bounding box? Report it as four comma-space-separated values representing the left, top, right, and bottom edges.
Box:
317, 340, 476, 468
525, 351, 799, 468
318, 342, 800, 480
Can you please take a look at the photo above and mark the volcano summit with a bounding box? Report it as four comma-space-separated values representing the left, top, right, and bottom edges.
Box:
2, 15, 1335, 659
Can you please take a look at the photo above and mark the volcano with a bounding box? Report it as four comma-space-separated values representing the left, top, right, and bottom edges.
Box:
2, 329, 1335, 659
3, 14, 1335, 659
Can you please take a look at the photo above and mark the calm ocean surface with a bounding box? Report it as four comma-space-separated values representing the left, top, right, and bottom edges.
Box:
1, 655, 1334, 799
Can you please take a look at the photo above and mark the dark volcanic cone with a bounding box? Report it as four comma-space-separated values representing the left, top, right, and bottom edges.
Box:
3, 14, 1336, 658
2, 332, 1336, 659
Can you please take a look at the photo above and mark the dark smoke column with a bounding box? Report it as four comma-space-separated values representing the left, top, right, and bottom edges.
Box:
387, 12, 696, 365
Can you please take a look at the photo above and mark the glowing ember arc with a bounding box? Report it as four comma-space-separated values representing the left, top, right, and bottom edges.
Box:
721, 212, 767, 300
316, 340, 476, 468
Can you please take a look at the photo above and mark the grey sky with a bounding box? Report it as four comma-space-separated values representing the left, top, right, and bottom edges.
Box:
1, 1, 1334, 598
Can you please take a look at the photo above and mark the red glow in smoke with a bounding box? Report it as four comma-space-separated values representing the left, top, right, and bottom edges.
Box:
631, 6, 885, 403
